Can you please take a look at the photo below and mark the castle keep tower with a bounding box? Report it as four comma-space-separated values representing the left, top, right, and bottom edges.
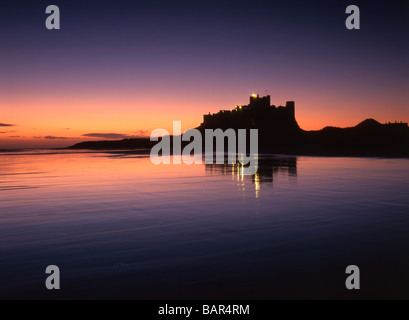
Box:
285, 101, 295, 119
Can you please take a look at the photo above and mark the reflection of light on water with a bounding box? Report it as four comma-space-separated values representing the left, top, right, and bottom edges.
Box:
231, 163, 246, 189
254, 172, 260, 198
240, 163, 245, 191
205, 155, 299, 200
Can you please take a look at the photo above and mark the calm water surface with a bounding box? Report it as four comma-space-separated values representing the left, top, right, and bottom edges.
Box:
1, 151, 409, 299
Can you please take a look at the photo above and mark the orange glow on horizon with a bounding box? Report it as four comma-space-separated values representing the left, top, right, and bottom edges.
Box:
1, 91, 408, 149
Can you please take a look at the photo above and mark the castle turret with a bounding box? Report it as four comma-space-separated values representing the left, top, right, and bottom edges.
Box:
249, 94, 270, 108
285, 101, 295, 120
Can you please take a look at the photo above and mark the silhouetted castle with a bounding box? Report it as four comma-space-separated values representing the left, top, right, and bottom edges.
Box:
68, 93, 409, 157
200, 94, 300, 132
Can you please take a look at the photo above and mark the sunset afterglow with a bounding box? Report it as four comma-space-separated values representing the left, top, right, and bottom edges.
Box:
1, 1, 408, 148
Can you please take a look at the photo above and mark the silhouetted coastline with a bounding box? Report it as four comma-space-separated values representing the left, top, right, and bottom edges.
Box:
67, 95, 409, 157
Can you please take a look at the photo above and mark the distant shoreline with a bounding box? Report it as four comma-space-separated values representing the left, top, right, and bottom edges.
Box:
1, 117, 408, 158
61, 118, 409, 158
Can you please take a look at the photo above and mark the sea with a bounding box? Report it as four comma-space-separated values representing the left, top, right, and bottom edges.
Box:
1, 150, 409, 299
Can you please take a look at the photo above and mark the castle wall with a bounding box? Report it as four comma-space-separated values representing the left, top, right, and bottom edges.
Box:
201, 96, 298, 131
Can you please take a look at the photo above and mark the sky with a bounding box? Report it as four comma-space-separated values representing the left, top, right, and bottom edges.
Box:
0, 0, 408, 148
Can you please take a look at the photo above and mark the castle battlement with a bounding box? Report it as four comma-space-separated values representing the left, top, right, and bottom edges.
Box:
201, 94, 298, 131
385, 121, 408, 129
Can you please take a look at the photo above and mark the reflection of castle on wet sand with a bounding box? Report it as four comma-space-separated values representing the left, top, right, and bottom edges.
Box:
205, 156, 297, 195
